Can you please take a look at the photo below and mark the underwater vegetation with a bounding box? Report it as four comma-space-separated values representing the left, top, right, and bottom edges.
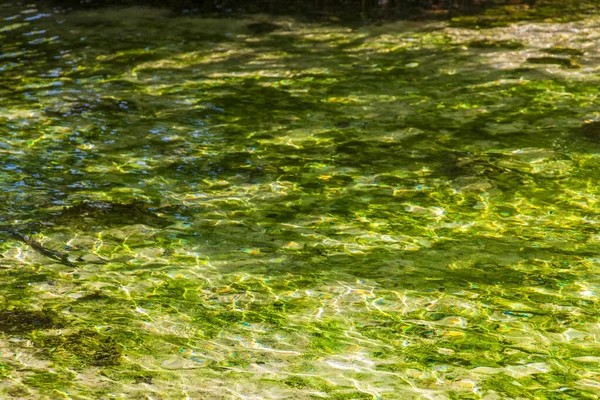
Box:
35, 330, 122, 367
0, 308, 66, 335
1, 1, 600, 398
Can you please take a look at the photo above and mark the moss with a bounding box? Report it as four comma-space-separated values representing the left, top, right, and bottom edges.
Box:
35, 330, 122, 367
0, 308, 67, 335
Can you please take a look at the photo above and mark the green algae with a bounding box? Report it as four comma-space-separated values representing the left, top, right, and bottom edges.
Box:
308, 320, 349, 354
35, 330, 122, 367
0, 308, 66, 334
22, 370, 75, 395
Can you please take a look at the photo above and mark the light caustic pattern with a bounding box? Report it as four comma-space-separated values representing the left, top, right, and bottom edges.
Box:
1, 2, 600, 399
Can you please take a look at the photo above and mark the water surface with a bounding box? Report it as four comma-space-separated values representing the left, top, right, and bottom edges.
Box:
1, 3, 600, 399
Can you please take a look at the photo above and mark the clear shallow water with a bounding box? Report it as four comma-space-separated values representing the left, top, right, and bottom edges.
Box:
1, 2, 600, 399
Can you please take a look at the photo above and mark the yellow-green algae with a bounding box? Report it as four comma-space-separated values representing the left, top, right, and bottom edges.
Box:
1, 1, 600, 399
